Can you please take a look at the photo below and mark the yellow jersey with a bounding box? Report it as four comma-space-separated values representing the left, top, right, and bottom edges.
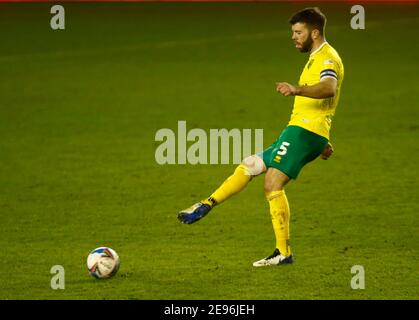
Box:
288, 42, 344, 140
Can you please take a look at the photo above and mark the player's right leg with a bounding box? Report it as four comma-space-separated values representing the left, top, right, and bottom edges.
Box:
253, 168, 293, 267
177, 154, 266, 224
253, 125, 329, 266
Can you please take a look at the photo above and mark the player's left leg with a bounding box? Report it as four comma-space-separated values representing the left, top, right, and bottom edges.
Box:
205, 155, 266, 205
178, 155, 266, 224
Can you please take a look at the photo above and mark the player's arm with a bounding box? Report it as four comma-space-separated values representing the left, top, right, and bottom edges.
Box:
276, 77, 337, 99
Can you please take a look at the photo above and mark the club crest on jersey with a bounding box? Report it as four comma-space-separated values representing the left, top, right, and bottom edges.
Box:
307, 59, 314, 69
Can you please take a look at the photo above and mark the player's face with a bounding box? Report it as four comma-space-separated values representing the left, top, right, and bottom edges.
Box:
291, 23, 313, 53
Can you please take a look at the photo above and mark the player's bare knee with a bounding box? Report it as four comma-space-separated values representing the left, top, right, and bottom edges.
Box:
264, 179, 281, 193
264, 172, 287, 193
241, 155, 266, 177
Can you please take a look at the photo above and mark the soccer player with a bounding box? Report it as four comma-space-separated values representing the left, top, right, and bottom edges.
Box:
178, 7, 344, 267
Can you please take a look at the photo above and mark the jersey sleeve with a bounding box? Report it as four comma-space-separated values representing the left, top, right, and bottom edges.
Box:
320, 59, 339, 81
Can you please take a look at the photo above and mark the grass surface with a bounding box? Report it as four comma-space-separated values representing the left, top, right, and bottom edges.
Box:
0, 2, 418, 300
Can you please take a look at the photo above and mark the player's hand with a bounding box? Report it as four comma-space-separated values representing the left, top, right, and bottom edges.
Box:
276, 82, 297, 96
321, 142, 334, 160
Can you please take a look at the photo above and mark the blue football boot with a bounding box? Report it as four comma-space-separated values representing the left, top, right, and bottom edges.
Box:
178, 202, 212, 224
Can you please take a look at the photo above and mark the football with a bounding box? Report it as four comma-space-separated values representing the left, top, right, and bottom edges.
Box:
87, 247, 120, 279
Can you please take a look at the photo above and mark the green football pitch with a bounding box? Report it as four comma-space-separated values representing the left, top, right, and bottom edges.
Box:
0, 2, 418, 300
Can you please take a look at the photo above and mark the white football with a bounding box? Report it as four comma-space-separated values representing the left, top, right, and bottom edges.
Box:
87, 247, 120, 279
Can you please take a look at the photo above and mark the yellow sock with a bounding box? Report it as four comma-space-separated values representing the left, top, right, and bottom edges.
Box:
266, 190, 291, 256
202, 164, 252, 206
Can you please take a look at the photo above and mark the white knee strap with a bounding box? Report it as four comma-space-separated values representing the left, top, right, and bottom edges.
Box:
242, 155, 266, 176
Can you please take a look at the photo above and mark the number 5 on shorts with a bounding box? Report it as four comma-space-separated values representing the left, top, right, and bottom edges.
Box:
277, 142, 290, 156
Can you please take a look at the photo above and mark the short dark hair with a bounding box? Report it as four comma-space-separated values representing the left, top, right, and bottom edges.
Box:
289, 7, 326, 36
